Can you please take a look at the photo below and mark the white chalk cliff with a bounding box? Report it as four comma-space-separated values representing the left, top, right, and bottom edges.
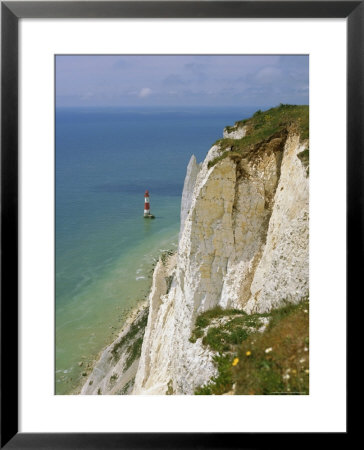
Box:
179, 155, 200, 239
133, 121, 309, 395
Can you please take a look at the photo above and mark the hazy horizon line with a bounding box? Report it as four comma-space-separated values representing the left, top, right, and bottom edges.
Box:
55, 103, 309, 109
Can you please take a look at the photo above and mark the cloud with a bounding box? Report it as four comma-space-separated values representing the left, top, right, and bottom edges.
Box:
56, 55, 308, 107
138, 87, 152, 98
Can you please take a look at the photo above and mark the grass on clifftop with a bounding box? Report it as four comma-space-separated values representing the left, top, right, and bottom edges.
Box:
208, 104, 309, 168
194, 299, 309, 395
233, 299, 309, 395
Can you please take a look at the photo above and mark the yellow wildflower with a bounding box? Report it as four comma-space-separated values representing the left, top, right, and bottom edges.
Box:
246, 351, 251, 356
232, 358, 239, 366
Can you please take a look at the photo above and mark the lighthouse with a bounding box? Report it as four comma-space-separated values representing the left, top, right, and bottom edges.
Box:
144, 190, 150, 216
144, 190, 155, 218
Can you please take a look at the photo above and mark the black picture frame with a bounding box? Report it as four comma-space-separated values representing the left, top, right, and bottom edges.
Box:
1, 1, 357, 447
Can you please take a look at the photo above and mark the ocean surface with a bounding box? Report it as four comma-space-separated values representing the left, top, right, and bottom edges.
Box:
55, 106, 257, 394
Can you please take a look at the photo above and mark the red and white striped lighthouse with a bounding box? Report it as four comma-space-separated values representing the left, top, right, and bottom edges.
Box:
144, 190, 150, 217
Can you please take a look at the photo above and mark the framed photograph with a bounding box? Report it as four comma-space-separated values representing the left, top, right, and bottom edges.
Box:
2, 0, 356, 447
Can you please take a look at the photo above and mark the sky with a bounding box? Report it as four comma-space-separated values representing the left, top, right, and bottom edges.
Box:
56, 55, 309, 108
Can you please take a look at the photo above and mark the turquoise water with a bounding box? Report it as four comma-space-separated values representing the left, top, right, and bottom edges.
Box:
55, 106, 256, 394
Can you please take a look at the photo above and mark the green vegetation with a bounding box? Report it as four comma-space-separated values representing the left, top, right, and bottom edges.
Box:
165, 275, 174, 294
208, 104, 309, 168
265, 298, 308, 330
119, 378, 134, 395
166, 379, 174, 395
109, 373, 118, 384
160, 249, 175, 266
195, 355, 233, 395
124, 337, 144, 371
189, 306, 243, 343
297, 147, 309, 176
189, 306, 269, 351
203, 318, 249, 353
193, 298, 309, 395
111, 307, 149, 361
234, 299, 309, 395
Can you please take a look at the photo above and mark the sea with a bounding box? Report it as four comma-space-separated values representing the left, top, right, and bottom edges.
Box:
55, 106, 258, 394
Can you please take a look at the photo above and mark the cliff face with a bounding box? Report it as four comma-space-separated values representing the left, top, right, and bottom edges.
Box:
179, 155, 200, 238
133, 118, 309, 394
